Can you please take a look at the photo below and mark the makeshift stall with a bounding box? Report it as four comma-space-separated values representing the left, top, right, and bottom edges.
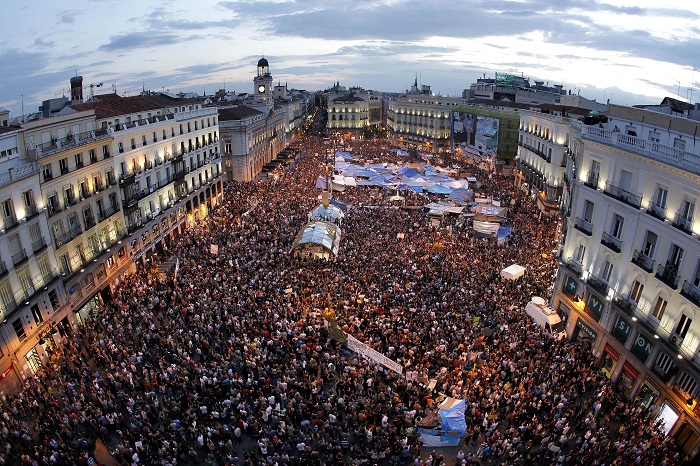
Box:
417, 397, 466, 447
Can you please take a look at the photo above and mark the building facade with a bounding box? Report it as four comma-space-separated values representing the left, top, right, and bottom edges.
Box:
554, 104, 700, 456
0, 89, 223, 393
219, 59, 286, 182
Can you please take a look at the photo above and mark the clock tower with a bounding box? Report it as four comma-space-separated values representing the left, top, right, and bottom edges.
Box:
253, 57, 273, 109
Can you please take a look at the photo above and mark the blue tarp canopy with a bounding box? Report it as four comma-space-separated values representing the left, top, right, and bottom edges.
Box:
439, 398, 466, 435
426, 184, 453, 195
315, 176, 329, 189
497, 226, 513, 238
448, 188, 473, 204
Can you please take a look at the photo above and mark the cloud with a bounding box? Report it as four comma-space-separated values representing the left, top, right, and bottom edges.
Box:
59, 10, 79, 24
33, 37, 55, 48
98, 32, 184, 52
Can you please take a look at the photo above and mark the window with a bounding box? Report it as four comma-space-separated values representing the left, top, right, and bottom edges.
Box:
674, 138, 686, 151
668, 243, 685, 269
0, 282, 15, 315
601, 259, 613, 282
89, 149, 97, 163
619, 169, 633, 192
118, 142, 124, 154
652, 296, 668, 320
611, 214, 624, 239
590, 160, 600, 181
1, 199, 15, 224
675, 314, 692, 339
583, 200, 594, 223
630, 280, 644, 303
59, 158, 69, 174
643, 231, 658, 258
42, 164, 53, 181
693, 260, 700, 287
152, 132, 157, 143
131, 138, 136, 150
74, 152, 83, 168
655, 186, 668, 209
48, 289, 60, 310
142, 135, 147, 147
12, 318, 26, 342
575, 244, 586, 263
648, 131, 660, 143
680, 199, 695, 222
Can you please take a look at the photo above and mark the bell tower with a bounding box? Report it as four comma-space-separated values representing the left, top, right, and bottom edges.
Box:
253, 57, 273, 108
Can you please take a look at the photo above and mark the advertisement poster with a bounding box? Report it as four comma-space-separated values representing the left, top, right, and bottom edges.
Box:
452, 112, 499, 159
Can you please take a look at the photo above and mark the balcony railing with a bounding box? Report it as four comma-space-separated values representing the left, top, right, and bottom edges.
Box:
656, 263, 681, 290
574, 217, 593, 236
601, 232, 622, 253
0, 162, 40, 190
604, 181, 642, 208
25, 203, 38, 219
35, 128, 110, 159
681, 281, 700, 308
84, 216, 96, 230
574, 123, 700, 177
646, 201, 666, 221
612, 292, 638, 316
672, 214, 693, 235
11, 248, 28, 266
97, 205, 120, 223
3, 214, 19, 231
564, 256, 583, 276
93, 180, 105, 193
587, 274, 609, 295
584, 173, 599, 189
631, 250, 655, 273
55, 227, 83, 249
31, 237, 47, 253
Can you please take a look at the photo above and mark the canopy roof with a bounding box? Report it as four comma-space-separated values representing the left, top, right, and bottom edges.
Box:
311, 204, 345, 221
292, 221, 341, 256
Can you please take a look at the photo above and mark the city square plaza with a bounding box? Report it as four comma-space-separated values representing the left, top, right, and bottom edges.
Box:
0, 132, 687, 466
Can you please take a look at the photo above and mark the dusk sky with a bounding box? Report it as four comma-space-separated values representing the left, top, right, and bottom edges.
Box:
1, 0, 699, 117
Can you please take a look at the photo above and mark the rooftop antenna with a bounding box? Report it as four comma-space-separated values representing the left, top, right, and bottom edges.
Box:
676, 80, 681, 99
112, 83, 117, 94
20, 94, 24, 124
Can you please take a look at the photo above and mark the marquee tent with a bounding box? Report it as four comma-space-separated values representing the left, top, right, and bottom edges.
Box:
501, 264, 525, 281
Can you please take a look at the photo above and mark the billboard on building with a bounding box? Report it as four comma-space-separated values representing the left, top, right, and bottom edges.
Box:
451, 112, 499, 159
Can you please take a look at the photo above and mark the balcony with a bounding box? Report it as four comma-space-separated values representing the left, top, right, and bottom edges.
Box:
656, 263, 680, 290
158, 175, 173, 189
601, 232, 622, 253
122, 194, 139, 210
584, 173, 599, 189
31, 237, 47, 253
47, 202, 62, 217
54, 227, 83, 249
144, 160, 153, 170
574, 217, 593, 236
574, 123, 700, 177
631, 250, 655, 273
564, 256, 583, 276
3, 214, 19, 231
97, 205, 120, 223
0, 261, 6, 278
646, 201, 666, 221
120, 171, 135, 185
173, 169, 186, 181
612, 292, 638, 316
64, 195, 78, 208
587, 274, 609, 295
11, 248, 28, 266
25, 203, 39, 219
672, 213, 694, 235
604, 181, 642, 209
681, 281, 700, 308
84, 216, 96, 230
35, 128, 110, 159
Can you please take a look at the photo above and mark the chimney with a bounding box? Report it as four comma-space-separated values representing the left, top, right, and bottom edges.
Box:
70, 76, 83, 103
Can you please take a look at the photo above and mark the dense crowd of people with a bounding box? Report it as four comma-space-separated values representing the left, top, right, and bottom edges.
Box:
0, 129, 690, 466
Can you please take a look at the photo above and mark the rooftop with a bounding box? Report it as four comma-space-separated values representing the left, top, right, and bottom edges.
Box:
70, 93, 164, 120
218, 106, 263, 121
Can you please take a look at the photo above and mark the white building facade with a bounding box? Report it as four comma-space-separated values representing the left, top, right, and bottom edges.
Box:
554, 104, 700, 456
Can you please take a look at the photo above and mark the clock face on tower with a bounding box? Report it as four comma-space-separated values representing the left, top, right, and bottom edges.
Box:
258, 85, 266, 93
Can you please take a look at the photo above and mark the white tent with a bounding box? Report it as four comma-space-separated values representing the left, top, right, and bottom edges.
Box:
501, 264, 525, 280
